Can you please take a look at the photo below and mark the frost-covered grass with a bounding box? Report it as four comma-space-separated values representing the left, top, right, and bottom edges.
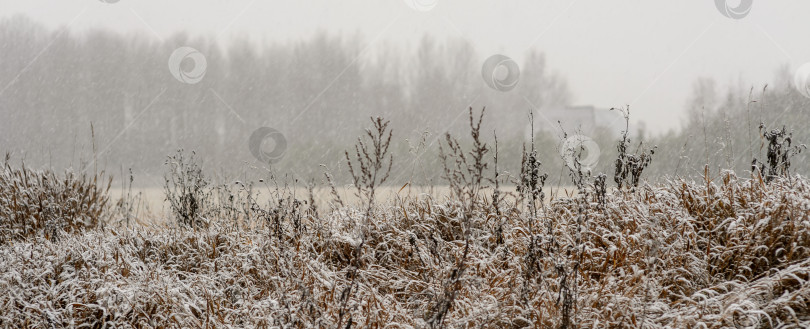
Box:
0, 160, 110, 243
1, 167, 809, 328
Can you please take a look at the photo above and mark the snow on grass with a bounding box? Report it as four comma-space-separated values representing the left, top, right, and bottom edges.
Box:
1, 167, 809, 328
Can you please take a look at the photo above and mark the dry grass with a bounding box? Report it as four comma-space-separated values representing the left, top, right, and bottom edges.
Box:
2, 111, 808, 328
0, 157, 111, 243
1, 166, 809, 328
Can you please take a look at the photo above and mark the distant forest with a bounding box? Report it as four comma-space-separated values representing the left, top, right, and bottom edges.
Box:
1, 15, 807, 187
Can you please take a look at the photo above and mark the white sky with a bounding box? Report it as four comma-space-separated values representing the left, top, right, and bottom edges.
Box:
2, 0, 808, 133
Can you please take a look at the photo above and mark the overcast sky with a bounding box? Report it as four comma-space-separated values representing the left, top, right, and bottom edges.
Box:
2, 0, 808, 133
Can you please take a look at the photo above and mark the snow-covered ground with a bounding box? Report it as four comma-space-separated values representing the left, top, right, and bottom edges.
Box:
2, 172, 809, 328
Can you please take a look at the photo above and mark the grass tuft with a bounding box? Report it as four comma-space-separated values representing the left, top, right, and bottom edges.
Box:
0, 156, 110, 243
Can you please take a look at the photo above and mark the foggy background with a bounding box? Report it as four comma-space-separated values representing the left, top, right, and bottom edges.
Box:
1, 0, 809, 187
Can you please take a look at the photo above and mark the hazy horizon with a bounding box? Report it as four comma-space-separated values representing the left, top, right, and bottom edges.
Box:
2, 0, 809, 133
2, 0, 809, 188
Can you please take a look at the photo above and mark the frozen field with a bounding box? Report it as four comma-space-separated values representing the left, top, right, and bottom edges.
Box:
3, 162, 810, 327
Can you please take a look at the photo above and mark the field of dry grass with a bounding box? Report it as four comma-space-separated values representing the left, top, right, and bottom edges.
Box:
2, 162, 809, 328
2, 111, 809, 328
105, 185, 578, 224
